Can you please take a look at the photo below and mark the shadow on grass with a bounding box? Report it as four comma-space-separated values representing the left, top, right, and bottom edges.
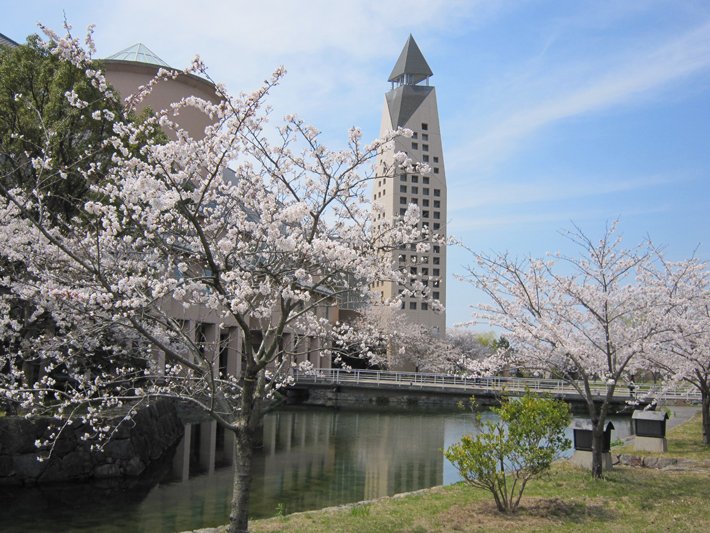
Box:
521, 497, 614, 522
431, 496, 615, 532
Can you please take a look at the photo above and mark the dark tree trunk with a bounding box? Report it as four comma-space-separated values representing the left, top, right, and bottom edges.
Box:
591, 425, 604, 479
228, 368, 259, 533
229, 426, 253, 533
702, 390, 710, 446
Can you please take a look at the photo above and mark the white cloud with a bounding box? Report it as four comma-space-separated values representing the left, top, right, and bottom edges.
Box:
449, 205, 670, 232
448, 174, 678, 212
449, 19, 710, 169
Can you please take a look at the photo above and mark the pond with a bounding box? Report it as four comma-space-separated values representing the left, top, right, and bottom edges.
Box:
0, 407, 635, 532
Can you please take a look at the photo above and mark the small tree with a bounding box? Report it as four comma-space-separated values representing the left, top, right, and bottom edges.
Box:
460, 222, 679, 478
643, 255, 710, 444
445, 393, 571, 513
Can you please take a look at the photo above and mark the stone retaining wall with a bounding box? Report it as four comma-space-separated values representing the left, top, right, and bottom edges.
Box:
0, 399, 183, 486
298, 386, 500, 410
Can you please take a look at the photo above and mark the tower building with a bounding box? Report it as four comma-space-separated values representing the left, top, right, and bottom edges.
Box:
373, 35, 447, 336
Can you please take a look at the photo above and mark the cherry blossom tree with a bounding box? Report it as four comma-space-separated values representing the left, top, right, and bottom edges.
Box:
335, 304, 495, 374
460, 222, 673, 478
643, 256, 710, 444
0, 25, 430, 532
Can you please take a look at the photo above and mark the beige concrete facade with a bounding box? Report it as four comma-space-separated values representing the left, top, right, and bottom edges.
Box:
373, 36, 447, 338
103, 59, 220, 140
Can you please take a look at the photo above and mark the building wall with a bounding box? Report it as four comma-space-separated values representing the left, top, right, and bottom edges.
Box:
373, 87, 447, 339
103, 60, 219, 140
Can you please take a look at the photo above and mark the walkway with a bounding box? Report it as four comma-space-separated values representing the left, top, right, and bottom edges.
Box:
291, 368, 701, 403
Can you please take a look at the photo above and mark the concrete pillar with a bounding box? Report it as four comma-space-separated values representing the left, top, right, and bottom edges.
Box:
309, 337, 319, 367
202, 323, 219, 377
173, 422, 192, 482
227, 327, 241, 378
199, 420, 217, 474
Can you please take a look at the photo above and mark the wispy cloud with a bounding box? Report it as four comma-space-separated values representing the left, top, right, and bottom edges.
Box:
448, 174, 679, 212
449, 205, 670, 232
450, 19, 710, 169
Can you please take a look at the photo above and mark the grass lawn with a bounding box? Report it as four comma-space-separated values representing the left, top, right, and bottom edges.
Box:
248, 412, 709, 533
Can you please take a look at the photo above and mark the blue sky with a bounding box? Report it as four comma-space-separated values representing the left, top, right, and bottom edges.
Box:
4, 1, 710, 329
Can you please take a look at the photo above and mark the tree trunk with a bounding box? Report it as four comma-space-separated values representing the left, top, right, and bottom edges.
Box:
229, 426, 253, 533
702, 390, 710, 446
229, 367, 260, 533
591, 426, 604, 479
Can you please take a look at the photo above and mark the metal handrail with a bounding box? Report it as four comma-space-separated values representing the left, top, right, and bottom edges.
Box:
291, 368, 701, 402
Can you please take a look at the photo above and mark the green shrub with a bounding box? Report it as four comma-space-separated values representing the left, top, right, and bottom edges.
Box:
444, 392, 571, 513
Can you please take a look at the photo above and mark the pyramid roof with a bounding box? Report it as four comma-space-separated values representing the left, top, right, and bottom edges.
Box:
388, 35, 432, 84
106, 43, 169, 67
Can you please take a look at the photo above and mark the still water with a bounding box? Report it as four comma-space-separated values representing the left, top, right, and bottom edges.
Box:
0, 407, 633, 533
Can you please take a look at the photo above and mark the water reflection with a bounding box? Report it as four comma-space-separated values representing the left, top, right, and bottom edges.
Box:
0, 407, 634, 532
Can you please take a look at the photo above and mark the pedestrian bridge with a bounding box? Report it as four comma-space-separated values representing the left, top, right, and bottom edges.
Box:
290, 368, 700, 404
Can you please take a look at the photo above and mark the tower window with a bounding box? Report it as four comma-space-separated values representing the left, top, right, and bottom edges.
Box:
433, 257, 440, 265
400, 174, 407, 181
411, 186, 418, 194
421, 302, 428, 311
411, 175, 418, 183
400, 197, 407, 204
422, 133, 429, 141
433, 157, 439, 163
400, 208, 407, 215
423, 199, 429, 207
433, 291, 440, 299
412, 142, 418, 150
423, 177, 429, 184
409, 302, 417, 310
422, 144, 429, 152
410, 266, 417, 275
423, 188, 429, 195
433, 223, 440, 230
433, 211, 440, 219
433, 245, 441, 254
421, 123, 428, 130
434, 167, 439, 174
423, 155, 429, 162
412, 132, 418, 139
433, 269, 440, 276
434, 200, 440, 208
400, 185, 407, 193
434, 189, 440, 197
422, 210, 429, 218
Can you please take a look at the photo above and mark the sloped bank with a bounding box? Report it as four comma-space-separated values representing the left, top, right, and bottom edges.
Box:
0, 399, 183, 485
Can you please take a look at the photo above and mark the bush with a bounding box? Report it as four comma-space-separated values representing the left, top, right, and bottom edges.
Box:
444, 392, 571, 512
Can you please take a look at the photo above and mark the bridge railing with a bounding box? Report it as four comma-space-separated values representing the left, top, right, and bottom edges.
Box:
291, 368, 701, 402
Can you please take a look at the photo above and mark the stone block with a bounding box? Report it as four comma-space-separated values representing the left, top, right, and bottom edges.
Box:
122, 456, 145, 476
13, 453, 45, 480
570, 450, 613, 471
93, 463, 121, 479
634, 436, 667, 453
